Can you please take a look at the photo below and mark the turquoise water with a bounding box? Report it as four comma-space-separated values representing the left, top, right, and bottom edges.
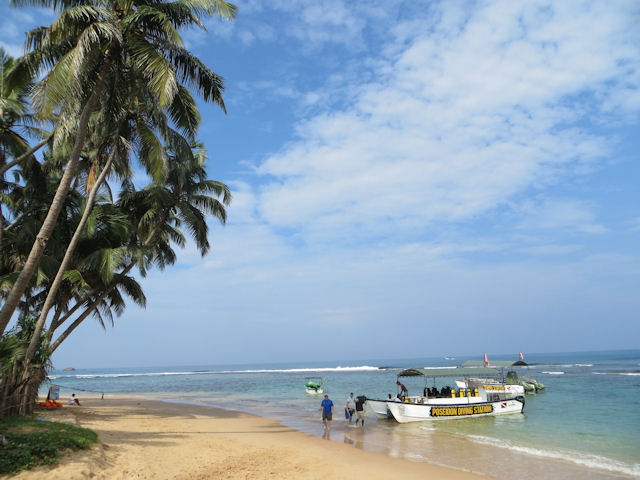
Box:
45, 350, 640, 479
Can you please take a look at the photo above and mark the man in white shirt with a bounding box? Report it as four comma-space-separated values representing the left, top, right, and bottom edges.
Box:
345, 392, 356, 424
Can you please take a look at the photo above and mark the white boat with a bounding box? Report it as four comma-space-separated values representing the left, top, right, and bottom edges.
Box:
367, 367, 525, 423
455, 378, 526, 396
304, 377, 324, 395
462, 360, 545, 393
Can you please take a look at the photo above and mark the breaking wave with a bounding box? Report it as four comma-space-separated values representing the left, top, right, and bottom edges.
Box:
49, 365, 381, 380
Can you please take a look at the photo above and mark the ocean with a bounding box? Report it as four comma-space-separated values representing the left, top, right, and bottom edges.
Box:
44, 349, 639, 480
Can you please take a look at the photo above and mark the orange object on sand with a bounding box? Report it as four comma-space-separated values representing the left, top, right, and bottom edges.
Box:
38, 400, 62, 408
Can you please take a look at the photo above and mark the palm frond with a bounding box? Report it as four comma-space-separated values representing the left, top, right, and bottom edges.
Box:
123, 5, 184, 45
136, 121, 168, 182
62, 269, 88, 290
117, 275, 146, 308
162, 44, 226, 111
166, 85, 200, 137
177, 0, 237, 21
127, 31, 178, 107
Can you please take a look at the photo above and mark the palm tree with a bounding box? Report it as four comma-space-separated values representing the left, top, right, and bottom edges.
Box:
1, 135, 230, 415
26, 58, 220, 372
48, 140, 231, 355
0, 0, 237, 336
0, 172, 140, 416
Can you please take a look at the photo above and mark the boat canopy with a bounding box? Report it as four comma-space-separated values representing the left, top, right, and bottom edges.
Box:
398, 367, 501, 378
462, 360, 528, 368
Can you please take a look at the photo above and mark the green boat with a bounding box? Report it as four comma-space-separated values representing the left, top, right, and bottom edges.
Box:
305, 377, 324, 395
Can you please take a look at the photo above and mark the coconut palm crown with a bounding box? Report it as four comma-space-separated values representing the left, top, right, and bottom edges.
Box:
0, 0, 236, 336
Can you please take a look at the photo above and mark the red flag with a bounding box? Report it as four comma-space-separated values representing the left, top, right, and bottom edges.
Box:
519, 352, 524, 360
484, 352, 489, 365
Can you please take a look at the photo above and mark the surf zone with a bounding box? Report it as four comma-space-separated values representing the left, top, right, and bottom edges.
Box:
431, 404, 494, 417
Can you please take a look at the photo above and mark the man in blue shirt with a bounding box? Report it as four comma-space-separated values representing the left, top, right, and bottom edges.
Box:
320, 394, 334, 433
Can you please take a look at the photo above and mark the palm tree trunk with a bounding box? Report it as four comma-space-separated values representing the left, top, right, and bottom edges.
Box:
0, 74, 106, 337
50, 299, 83, 332
0, 136, 51, 177
0, 202, 4, 250
24, 149, 117, 364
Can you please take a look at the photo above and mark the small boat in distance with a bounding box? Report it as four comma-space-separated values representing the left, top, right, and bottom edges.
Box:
304, 377, 324, 395
444, 355, 456, 360
367, 367, 525, 423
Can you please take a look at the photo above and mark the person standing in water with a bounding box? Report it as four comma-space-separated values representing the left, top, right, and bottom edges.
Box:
320, 394, 334, 433
354, 395, 366, 427
345, 392, 356, 424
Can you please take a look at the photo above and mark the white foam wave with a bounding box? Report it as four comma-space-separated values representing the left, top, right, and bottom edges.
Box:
467, 435, 640, 477
592, 371, 640, 376
533, 363, 592, 368
51, 365, 381, 379
225, 366, 381, 374
55, 371, 217, 379
541, 371, 564, 375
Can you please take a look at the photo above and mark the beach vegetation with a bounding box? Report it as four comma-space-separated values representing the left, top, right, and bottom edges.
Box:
0, 413, 98, 473
0, 0, 236, 418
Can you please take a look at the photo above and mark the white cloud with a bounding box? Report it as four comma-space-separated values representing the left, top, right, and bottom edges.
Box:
517, 198, 607, 234
247, 1, 637, 245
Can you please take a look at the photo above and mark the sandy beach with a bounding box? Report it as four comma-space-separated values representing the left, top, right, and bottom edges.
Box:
4, 396, 491, 480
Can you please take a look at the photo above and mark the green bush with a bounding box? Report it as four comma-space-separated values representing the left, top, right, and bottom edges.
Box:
0, 413, 98, 474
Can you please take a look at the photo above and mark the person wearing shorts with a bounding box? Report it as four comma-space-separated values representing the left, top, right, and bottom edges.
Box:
320, 394, 334, 432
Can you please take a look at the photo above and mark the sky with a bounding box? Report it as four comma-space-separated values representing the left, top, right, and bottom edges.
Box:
1, 0, 639, 369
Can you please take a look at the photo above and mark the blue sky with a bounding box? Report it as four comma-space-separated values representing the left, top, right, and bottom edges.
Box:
2, 1, 639, 368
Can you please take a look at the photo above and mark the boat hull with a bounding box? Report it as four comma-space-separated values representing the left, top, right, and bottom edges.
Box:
305, 387, 323, 395
366, 399, 392, 418
386, 397, 524, 423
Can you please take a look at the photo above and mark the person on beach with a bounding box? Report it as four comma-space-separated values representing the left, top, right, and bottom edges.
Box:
320, 394, 334, 432
354, 395, 366, 427
346, 392, 356, 424
68, 393, 80, 406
